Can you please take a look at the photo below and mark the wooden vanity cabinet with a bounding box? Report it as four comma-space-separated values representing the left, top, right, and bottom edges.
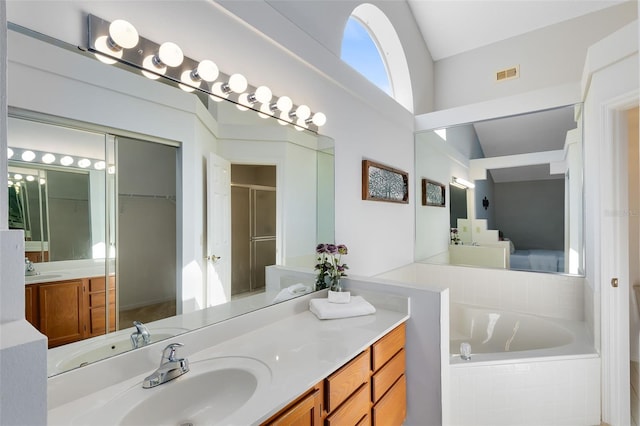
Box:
37, 279, 85, 348
85, 276, 116, 337
25, 275, 116, 348
262, 323, 406, 426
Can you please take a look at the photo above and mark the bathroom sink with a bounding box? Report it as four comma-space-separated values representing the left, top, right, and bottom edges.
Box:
25, 273, 62, 282
73, 356, 272, 426
50, 328, 189, 374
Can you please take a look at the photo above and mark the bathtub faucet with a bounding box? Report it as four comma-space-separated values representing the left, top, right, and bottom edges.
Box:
460, 342, 472, 360
131, 321, 151, 349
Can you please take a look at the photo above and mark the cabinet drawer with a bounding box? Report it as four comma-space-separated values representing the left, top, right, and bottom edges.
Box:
89, 291, 115, 308
325, 348, 370, 412
371, 323, 405, 371
266, 388, 321, 426
372, 349, 405, 403
325, 383, 370, 426
356, 412, 370, 426
372, 374, 406, 426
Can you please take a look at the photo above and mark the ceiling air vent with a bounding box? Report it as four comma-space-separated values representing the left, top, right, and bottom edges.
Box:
495, 65, 519, 82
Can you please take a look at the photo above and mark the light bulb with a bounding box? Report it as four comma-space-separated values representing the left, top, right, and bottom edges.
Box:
26, 175, 35, 182
94, 36, 120, 64
228, 73, 248, 93
194, 60, 219, 82
275, 96, 293, 113
179, 70, 198, 92
254, 86, 272, 104
21, 150, 35, 162
42, 153, 56, 164
7, 180, 12, 187
60, 156, 74, 166
14, 173, 23, 180
94, 161, 106, 170
311, 112, 327, 127
142, 55, 165, 79
210, 82, 229, 102
78, 159, 91, 168
157, 42, 184, 67
7, 148, 13, 158
236, 93, 251, 111
39, 178, 46, 185
293, 105, 311, 120
108, 19, 139, 49
107, 165, 116, 175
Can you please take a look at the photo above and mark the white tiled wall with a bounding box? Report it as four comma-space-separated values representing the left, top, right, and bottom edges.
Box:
377, 263, 585, 321
449, 356, 600, 426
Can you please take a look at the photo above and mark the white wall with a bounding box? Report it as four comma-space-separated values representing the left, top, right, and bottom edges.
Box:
434, 2, 637, 110
629, 107, 639, 362
0, 4, 48, 424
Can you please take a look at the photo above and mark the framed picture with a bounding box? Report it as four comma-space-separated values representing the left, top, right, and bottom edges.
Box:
362, 159, 409, 204
422, 179, 446, 207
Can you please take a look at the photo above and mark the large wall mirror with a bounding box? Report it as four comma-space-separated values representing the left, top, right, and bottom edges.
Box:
8, 24, 334, 376
415, 104, 584, 276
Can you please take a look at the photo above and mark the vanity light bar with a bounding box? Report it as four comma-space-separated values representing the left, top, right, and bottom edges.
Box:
451, 176, 475, 189
8, 147, 110, 172
86, 14, 327, 133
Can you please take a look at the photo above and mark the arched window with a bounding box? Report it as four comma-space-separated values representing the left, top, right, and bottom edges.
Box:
340, 4, 413, 112
341, 16, 392, 95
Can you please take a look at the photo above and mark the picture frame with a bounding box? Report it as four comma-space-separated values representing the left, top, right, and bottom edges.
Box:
422, 179, 446, 207
362, 159, 409, 204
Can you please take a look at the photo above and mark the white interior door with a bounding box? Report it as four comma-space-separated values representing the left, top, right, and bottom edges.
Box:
206, 153, 231, 307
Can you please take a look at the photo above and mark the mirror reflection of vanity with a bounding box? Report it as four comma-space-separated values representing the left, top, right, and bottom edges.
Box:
415, 104, 584, 277
8, 22, 334, 375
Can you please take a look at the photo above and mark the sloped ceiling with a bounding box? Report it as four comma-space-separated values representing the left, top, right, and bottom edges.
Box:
407, 0, 629, 60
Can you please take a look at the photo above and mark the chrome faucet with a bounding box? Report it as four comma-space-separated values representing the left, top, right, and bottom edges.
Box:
130, 321, 151, 349
143, 343, 189, 389
24, 258, 37, 276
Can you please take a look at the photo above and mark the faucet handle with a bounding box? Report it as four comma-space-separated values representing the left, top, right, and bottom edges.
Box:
161, 343, 184, 363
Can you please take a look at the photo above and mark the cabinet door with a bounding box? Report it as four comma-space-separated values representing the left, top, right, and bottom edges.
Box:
86, 276, 116, 337
38, 280, 84, 348
372, 375, 406, 426
265, 388, 322, 426
25, 285, 38, 328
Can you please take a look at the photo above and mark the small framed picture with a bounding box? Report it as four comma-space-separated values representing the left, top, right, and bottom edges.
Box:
422, 179, 445, 207
362, 160, 409, 204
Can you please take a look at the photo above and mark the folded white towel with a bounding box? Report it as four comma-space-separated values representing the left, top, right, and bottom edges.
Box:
309, 295, 376, 320
272, 283, 312, 303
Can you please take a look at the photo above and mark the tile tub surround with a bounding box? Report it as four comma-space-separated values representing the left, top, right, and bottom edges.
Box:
47, 290, 409, 424
377, 262, 585, 321
450, 356, 600, 426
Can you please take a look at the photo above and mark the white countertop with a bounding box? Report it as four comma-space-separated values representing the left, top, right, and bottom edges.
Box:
47, 290, 409, 425
23, 259, 113, 285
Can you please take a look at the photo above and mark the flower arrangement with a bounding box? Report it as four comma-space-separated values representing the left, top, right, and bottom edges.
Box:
315, 243, 349, 291
450, 228, 460, 245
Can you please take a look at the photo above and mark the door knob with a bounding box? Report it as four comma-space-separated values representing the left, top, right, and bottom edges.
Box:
206, 255, 221, 262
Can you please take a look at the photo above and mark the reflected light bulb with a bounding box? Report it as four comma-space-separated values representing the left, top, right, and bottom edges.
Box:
13, 174, 23, 180
78, 158, 91, 168
7, 148, 13, 158
258, 103, 273, 119
21, 150, 35, 162
94, 161, 106, 170
142, 55, 165, 79
228, 73, 248, 93
209, 82, 229, 102
278, 111, 291, 125
179, 70, 198, 92
39, 178, 46, 185
60, 156, 74, 166
26, 175, 35, 182
236, 93, 251, 111
93, 36, 120, 64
